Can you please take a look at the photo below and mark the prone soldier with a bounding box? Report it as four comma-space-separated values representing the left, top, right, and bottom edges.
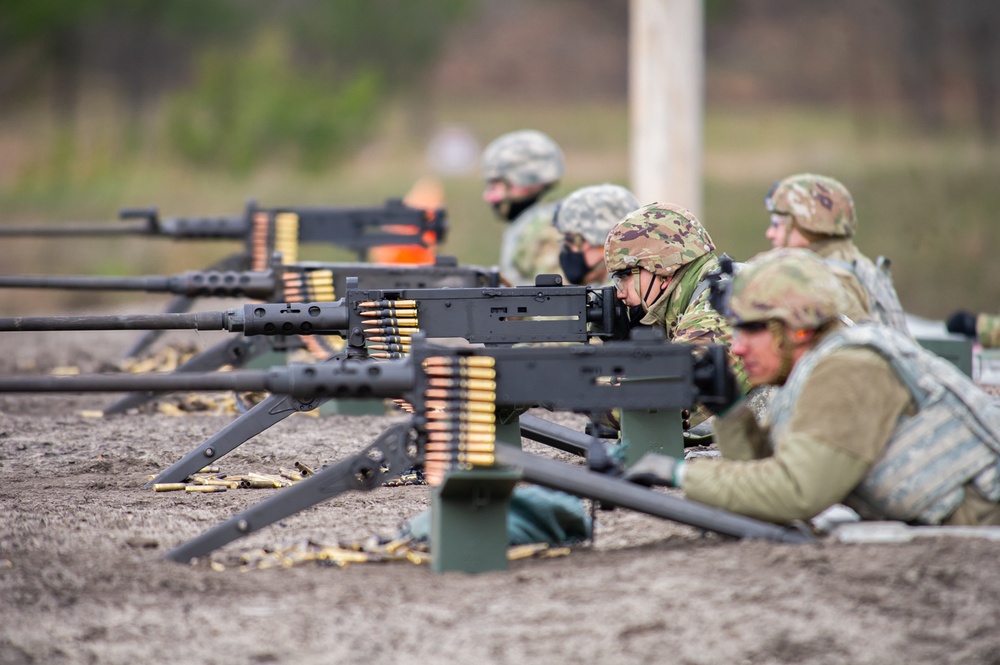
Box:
554, 183, 639, 287
626, 248, 1000, 527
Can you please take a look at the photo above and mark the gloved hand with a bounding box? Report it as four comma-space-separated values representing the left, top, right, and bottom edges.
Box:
946, 310, 978, 338
623, 453, 683, 488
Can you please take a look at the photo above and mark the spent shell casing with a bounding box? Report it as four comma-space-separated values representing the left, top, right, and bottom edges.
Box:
358, 300, 418, 309
362, 318, 419, 327
197, 465, 221, 473
424, 388, 495, 402
294, 461, 314, 476
279, 467, 304, 482
153, 483, 187, 492
185, 485, 227, 493
424, 399, 495, 413
248, 479, 282, 489
427, 378, 497, 391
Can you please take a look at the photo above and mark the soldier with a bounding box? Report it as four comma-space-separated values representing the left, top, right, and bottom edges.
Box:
554, 183, 639, 286
764, 173, 911, 336
603, 202, 751, 415
946, 310, 1000, 348
626, 248, 1000, 527
481, 129, 566, 286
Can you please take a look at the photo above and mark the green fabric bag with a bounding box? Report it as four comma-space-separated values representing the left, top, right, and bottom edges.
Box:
401, 485, 592, 546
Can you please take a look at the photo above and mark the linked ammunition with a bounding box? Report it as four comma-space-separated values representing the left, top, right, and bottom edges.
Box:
365, 335, 412, 344
426, 433, 496, 445
427, 378, 497, 391
363, 326, 420, 336
362, 318, 420, 327
422, 356, 496, 368
368, 352, 404, 359
422, 366, 496, 380
423, 421, 496, 433
424, 399, 495, 413
359, 309, 419, 318
423, 452, 495, 464
357, 300, 418, 309
424, 410, 495, 423
366, 343, 410, 353
424, 388, 495, 402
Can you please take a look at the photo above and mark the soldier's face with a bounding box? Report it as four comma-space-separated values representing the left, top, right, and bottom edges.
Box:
614, 268, 663, 307
482, 180, 544, 205
766, 214, 811, 249
731, 322, 783, 386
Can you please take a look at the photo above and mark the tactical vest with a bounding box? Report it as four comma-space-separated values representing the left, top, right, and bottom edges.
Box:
826, 255, 911, 336
766, 324, 1000, 524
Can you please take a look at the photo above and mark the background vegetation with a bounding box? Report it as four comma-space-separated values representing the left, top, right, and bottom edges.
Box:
0, 0, 998, 319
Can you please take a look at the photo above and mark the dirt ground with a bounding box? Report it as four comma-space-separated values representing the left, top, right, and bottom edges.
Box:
2, 324, 1000, 665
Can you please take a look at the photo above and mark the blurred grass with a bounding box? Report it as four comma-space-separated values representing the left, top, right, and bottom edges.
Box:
1, 100, 997, 318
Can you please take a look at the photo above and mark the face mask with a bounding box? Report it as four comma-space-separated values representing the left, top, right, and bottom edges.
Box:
559, 247, 590, 285
627, 304, 646, 328
491, 194, 541, 223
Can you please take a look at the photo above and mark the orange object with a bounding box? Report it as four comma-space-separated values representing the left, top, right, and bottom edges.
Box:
367, 177, 443, 265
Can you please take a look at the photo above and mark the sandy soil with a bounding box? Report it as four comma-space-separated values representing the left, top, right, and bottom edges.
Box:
1, 326, 999, 665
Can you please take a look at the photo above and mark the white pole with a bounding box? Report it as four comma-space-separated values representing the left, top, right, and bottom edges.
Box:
629, 0, 705, 217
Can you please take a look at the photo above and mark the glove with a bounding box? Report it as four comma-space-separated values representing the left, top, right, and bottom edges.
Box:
946, 310, 978, 338
623, 453, 683, 488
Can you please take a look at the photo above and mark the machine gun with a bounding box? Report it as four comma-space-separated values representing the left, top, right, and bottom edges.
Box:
0, 334, 812, 571
0, 198, 447, 358
0, 279, 629, 465
0, 280, 635, 481
0, 257, 499, 415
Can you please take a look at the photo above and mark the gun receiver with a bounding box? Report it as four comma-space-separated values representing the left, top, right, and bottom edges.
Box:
0, 281, 622, 345
0, 198, 447, 256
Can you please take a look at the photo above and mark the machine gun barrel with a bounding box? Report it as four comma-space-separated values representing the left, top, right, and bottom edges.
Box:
0, 358, 416, 398
0, 220, 159, 236
0, 310, 233, 332
0, 270, 278, 299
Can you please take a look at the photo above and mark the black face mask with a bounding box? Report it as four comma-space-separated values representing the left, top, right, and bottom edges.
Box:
626, 304, 646, 328
558, 246, 591, 285
491, 194, 541, 223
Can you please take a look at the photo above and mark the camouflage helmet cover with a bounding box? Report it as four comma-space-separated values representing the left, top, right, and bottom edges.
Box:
555, 184, 640, 246
603, 202, 715, 277
727, 247, 849, 329
765, 173, 856, 237
481, 129, 565, 188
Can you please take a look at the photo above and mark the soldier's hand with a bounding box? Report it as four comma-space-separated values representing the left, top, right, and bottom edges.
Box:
624, 453, 682, 488
946, 311, 977, 338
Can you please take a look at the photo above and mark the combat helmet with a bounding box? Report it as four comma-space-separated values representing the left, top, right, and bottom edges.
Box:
555, 184, 639, 246
765, 173, 856, 237
481, 130, 564, 188
604, 202, 715, 277
726, 247, 848, 330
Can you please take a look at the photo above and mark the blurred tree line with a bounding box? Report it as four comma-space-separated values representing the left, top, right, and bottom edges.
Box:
0, 0, 471, 172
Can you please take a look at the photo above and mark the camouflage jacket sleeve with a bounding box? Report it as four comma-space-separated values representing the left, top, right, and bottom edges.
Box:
499, 201, 564, 286
672, 291, 751, 394
682, 348, 912, 523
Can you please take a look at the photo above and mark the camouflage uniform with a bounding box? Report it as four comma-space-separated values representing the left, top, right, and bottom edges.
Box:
977, 314, 1000, 348
604, 203, 751, 396
482, 130, 565, 286
766, 173, 911, 336
554, 183, 640, 286
680, 249, 1000, 526
498, 201, 563, 285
